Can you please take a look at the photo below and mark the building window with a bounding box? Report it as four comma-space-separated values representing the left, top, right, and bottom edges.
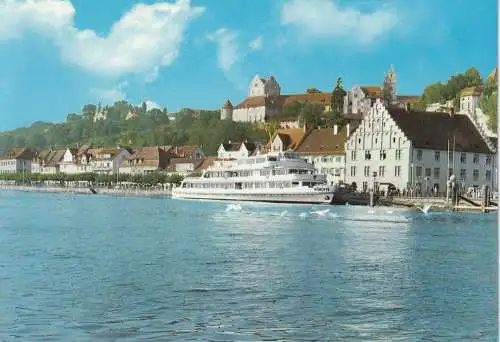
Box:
425, 168, 431, 177
364, 166, 370, 177
358, 138, 361, 144
434, 151, 440, 162
416, 166, 422, 177
460, 153, 466, 164
448, 168, 453, 177
473, 169, 479, 181
379, 150, 386, 160
379, 166, 385, 177
394, 166, 401, 177
395, 149, 401, 160
350, 166, 356, 177
417, 149, 422, 161
473, 154, 479, 164
351, 151, 357, 161
486, 155, 491, 165
362, 181, 368, 192
365, 151, 371, 160
393, 137, 396, 143
448, 151, 453, 163
486, 170, 492, 181
460, 169, 466, 180
433, 167, 440, 179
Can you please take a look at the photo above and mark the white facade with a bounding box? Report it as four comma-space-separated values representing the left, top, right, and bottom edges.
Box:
460, 94, 480, 114
426, 100, 454, 113
232, 106, 275, 123
345, 101, 411, 191
303, 155, 346, 185
226, 74, 281, 123
119, 164, 158, 175
343, 85, 372, 115
408, 148, 497, 193
92, 149, 131, 175
218, 142, 258, 159
59, 149, 80, 174
248, 75, 280, 98
279, 118, 300, 129
345, 100, 497, 193
0, 158, 31, 174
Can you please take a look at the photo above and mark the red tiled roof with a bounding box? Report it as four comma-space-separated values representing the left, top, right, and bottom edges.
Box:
1, 148, 35, 160
295, 126, 353, 156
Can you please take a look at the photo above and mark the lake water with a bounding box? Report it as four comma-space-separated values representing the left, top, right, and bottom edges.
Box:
0, 191, 497, 341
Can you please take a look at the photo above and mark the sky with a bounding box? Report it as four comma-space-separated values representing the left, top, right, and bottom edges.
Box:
0, 0, 497, 130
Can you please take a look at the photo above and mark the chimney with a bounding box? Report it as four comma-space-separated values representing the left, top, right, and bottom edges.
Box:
333, 124, 338, 135
346, 123, 351, 137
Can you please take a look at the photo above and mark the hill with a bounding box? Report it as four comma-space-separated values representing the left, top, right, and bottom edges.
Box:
0, 101, 267, 155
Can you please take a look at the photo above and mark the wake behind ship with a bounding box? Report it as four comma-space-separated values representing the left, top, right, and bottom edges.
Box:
172, 151, 334, 204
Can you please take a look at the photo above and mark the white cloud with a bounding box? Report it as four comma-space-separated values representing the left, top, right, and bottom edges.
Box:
207, 28, 239, 72
0, 0, 204, 80
281, 0, 399, 43
248, 35, 263, 51
90, 82, 128, 104
143, 100, 162, 111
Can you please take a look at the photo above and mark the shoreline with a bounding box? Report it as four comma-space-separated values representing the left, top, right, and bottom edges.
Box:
0, 185, 172, 198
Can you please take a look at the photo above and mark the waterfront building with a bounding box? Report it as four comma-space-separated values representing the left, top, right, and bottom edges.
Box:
119, 145, 206, 175
344, 99, 497, 193
119, 146, 171, 175
32, 149, 65, 174
0, 148, 34, 174
217, 141, 260, 159
295, 124, 355, 185
88, 148, 131, 175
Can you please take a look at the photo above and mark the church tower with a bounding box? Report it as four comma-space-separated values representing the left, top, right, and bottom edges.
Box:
383, 65, 397, 103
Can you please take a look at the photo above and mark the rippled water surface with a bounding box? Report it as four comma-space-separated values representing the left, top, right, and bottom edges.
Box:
0, 191, 497, 341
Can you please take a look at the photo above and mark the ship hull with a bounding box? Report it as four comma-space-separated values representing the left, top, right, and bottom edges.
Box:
172, 189, 334, 205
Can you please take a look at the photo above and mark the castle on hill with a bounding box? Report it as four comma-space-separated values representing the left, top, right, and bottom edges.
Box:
220, 66, 420, 123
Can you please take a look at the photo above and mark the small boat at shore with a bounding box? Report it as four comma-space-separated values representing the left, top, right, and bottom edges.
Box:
172, 151, 334, 204
329, 184, 379, 205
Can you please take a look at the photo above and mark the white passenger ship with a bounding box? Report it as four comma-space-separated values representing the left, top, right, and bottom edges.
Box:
172, 151, 334, 204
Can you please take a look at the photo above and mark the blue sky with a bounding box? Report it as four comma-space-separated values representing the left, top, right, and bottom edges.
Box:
0, 0, 496, 130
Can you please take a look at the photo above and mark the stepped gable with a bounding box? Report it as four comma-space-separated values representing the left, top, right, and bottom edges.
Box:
387, 109, 492, 153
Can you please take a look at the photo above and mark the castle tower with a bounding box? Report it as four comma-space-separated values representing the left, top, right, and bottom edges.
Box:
220, 100, 234, 120
383, 65, 397, 103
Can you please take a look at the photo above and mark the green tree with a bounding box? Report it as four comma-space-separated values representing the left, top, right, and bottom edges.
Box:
299, 101, 323, 128
264, 121, 280, 142
280, 101, 304, 118
480, 74, 498, 131
306, 88, 321, 93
